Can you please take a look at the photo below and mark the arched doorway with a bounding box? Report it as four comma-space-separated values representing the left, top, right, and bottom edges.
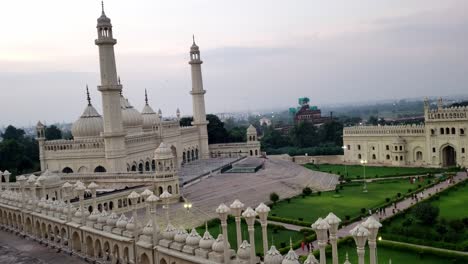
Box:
140, 253, 150, 264
442, 145, 456, 167
94, 166, 106, 173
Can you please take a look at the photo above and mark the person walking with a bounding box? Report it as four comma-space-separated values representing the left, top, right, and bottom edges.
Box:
301, 241, 305, 251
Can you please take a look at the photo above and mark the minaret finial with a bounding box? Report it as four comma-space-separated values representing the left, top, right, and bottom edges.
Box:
193, 34, 195, 45
101, 1, 105, 15
118, 76, 121, 85
145, 89, 148, 105
205, 221, 208, 232
289, 237, 293, 250
86, 85, 91, 105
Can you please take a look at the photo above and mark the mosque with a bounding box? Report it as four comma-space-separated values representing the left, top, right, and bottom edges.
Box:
35, 3, 260, 175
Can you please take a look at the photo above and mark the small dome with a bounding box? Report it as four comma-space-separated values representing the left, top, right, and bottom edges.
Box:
98, 210, 108, 224
121, 97, 143, 131
304, 253, 319, 264
212, 234, 230, 253
88, 209, 100, 222
142, 221, 153, 236
174, 228, 188, 243
126, 217, 136, 231
38, 170, 62, 186
265, 246, 283, 264
281, 248, 300, 264
185, 228, 201, 246
199, 230, 214, 249
154, 142, 174, 160
247, 124, 257, 134
72, 105, 104, 138
142, 104, 160, 130
116, 214, 128, 229
237, 240, 251, 260
106, 212, 119, 227
162, 223, 177, 240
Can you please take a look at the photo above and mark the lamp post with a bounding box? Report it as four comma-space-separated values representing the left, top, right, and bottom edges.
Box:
141, 189, 153, 221
216, 203, 231, 264
255, 203, 271, 258
17, 176, 27, 209
62, 182, 73, 221
342, 146, 348, 178
160, 190, 172, 225
229, 199, 245, 250
350, 224, 370, 264
128, 191, 141, 228
312, 218, 330, 264
146, 194, 160, 245
242, 207, 257, 264
362, 216, 382, 264
325, 213, 341, 264
88, 182, 99, 212
27, 175, 37, 210
183, 199, 193, 212
360, 159, 368, 192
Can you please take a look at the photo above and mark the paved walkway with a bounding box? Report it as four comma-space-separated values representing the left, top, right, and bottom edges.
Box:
292, 172, 468, 256
351, 174, 433, 182
382, 239, 468, 256
0, 229, 85, 264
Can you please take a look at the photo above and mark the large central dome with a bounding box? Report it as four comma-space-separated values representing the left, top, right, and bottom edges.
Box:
72, 101, 104, 139
121, 95, 143, 133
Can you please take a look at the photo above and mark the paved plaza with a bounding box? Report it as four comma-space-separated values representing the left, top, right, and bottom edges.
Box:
0, 229, 85, 264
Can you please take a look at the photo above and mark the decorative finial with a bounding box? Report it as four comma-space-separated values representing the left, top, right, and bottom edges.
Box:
145, 89, 148, 105
192, 34, 195, 45
345, 252, 349, 260
101, 1, 105, 15
118, 76, 121, 85
205, 221, 208, 232
289, 237, 293, 250
86, 85, 91, 106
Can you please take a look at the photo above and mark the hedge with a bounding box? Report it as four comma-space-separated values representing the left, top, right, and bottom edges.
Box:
379, 240, 468, 262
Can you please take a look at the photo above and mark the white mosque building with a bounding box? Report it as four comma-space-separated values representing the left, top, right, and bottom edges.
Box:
35, 5, 260, 175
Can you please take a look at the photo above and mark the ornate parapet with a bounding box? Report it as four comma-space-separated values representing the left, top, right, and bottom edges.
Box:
344, 124, 425, 136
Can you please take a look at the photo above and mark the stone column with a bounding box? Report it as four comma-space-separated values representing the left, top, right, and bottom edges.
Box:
350, 224, 370, 264
75, 183, 86, 224
255, 203, 271, 257
312, 218, 330, 264
147, 194, 160, 245
216, 203, 231, 264
160, 191, 172, 226
325, 213, 342, 264
229, 199, 244, 249
62, 182, 73, 221
88, 182, 99, 211
242, 207, 257, 264
362, 216, 382, 264
128, 191, 141, 233
140, 189, 153, 221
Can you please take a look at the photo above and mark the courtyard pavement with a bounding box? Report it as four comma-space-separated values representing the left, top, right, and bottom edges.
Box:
293, 172, 468, 256
0, 229, 85, 264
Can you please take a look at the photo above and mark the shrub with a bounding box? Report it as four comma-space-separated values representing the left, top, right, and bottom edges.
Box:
413, 203, 439, 225
345, 215, 350, 221
270, 192, 279, 204
360, 208, 366, 214
287, 198, 291, 203
397, 192, 401, 198
302, 187, 312, 196
385, 197, 390, 203
317, 191, 322, 196
408, 188, 412, 193
449, 219, 465, 232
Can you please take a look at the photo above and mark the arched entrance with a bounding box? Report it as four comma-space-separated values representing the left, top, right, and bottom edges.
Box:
442, 145, 456, 167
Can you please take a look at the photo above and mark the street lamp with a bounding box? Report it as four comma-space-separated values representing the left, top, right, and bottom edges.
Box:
342, 146, 348, 178
360, 159, 368, 193
183, 200, 193, 211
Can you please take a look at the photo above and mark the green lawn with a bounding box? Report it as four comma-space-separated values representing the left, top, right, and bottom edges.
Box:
326, 244, 460, 264
431, 182, 468, 220
380, 181, 468, 251
305, 163, 444, 179
196, 219, 303, 255
271, 179, 429, 223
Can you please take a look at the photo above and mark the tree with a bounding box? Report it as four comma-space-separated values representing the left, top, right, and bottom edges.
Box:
45, 125, 62, 140
368, 116, 378, 125
302, 187, 312, 196
413, 203, 439, 225
1, 125, 25, 140
179, 117, 193, 127
291, 122, 318, 148
269, 192, 279, 204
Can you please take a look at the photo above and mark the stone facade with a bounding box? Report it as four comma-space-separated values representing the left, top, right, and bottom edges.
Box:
344, 98, 468, 167
36, 6, 259, 175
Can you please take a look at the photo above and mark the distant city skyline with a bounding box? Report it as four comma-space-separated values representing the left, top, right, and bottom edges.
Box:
1, 0, 467, 126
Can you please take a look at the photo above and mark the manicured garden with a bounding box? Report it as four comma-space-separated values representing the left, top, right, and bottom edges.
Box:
196, 217, 303, 255
269, 179, 431, 226
380, 180, 468, 251
305, 163, 445, 179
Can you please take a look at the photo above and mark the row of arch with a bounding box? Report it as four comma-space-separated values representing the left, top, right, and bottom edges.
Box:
428, 112, 467, 119
62, 165, 106, 174
182, 148, 199, 164
0, 208, 140, 264
431, 127, 465, 136
45, 142, 103, 151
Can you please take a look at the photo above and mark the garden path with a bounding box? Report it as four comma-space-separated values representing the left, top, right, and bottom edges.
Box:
290, 172, 468, 256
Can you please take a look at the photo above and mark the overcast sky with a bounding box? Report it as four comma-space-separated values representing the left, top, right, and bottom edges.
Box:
1, 0, 467, 127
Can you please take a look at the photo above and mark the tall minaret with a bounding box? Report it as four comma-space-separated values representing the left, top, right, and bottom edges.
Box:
189, 36, 210, 159
95, 2, 126, 172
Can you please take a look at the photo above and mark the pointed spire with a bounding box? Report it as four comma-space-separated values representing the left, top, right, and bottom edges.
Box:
289, 237, 293, 250
118, 76, 121, 85
145, 89, 148, 105
101, 1, 105, 15
205, 221, 208, 232
86, 85, 91, 106
192, 34, 196, 45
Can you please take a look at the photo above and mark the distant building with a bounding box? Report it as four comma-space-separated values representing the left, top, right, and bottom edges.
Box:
259, 117, 272, 126
292, 97, 329, 125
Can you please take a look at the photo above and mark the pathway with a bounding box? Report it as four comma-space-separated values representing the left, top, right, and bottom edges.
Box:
289, 172, 468, 256
381, 240, 468, 257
